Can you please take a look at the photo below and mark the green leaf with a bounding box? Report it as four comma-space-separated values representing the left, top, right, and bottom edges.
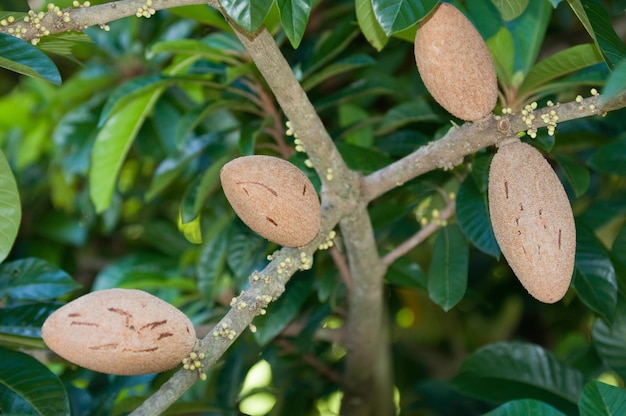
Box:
600, 59, 626, 106
0, 150, 21, 264
567, 0, 626, 70
98, 75, 171, 127
197, 216, 231, 306
277, 0, 313, 48
471, 152, 494, 193
0, 346, 70, 415
507, 0, 551, 76
493, 0, 529, 21
355, 0, 388, 51
91, 253, 177, 292
168, 4, 232, 31
0, 32, 61, 85
592, 299, 626, 381
518, 43, 603, 99
554, 153, 590, 197
427, 225, 469, 312
371, 0, 438, 35
573, 224, 617, 323
588, 135, 626, 177
579, 380, 626, 416
226, 224, 269, 284
484, 399, 566, 416
149, 39, 241, 66
339, 103, 373, 147
0, 303, 59, 340
336, 141, 393, 174
377, 98, 441, 135
387, 257, 426, 290
253, 275, 314, 346
220, 0, 274, 32
90, 89, 162, 213
456, 175, 500, 259
453, 342, 584, 415
302, 54, 376, 91
487, 27, 516, 88
194, 154, 233, 214
37, 31, 93, 59
0, 258, 79, 301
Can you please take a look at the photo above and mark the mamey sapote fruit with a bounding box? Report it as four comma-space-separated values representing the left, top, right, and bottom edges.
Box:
488, 140, 576, 303
220, 155, 321, 247
42, 288, 196, 375
414, 3, 498, 121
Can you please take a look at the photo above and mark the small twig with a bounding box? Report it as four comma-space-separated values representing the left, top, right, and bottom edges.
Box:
382, 197, 457, 267
329, 245, 352, 291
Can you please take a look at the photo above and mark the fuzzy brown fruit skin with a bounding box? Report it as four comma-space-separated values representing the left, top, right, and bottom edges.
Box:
488, 140, 576, 303
414, 3, 498, 121
220, 155, 321, 247
42, 288, 197, 375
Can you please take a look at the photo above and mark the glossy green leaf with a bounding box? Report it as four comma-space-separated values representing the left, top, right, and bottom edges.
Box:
612, 222, 626, 269
579, 380, 626, 416
0, 150, 21, 264
0, 303, 59, 340
168, 4, 231, 31
37, 31, 93, 59
567, 0, 626, 70
98, 75, 171, 127
145, 136, 212, 202
253, 274, 314, 346
0, 258, 79, 301
518, 43, 603, 99
487, 27, 516, 88
554, 153, 590, 197
0, 32, 61, 85
453, 342, 584, 415
336, 141, 393, 174
484, 399, 566, 416
427, 225, 469, 311
197, 216, 231, 305
592, 299, 626, 381
588, 136, 626, 176
355, 0, 388, 51
493, 0, 529, 21
226, 225, 269, 284
220, 0, 274, 32
91, 253, 177, 291
377, 98, 441, 135
371, 0, 437, 35
277, 0, 313, 48
149, 39, 241, 66
0, 346, 69, 415
193, 154, 233, 214
387, 257, 426, 290
90, 89, 162, 213
456, 175, 500, 259
508, 0, 551, 76
302, 54, 376, 91
304, 21, 360, 76
471, 152, 494, 193
573, 224, 617, 323
339, 103, 373, 147
600, 59, 626, 106
175, 101, 244, 146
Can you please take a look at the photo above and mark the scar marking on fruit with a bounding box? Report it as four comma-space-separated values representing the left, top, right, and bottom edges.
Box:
519, 204, 524, 211
108, 307, 132, 317
141, 320, 167, 330
266, 217, 278, 226
558, 229, 562, 249
124, 347, 159, 353
157, 332, 173, 340
89, 343, 118, 350
71, 321, 99, 327
515, 218, 519, 226
539, 209, 543, 218
504, 181, 509, 199
303, 184, 307, 196
68, 313, 81, 317
236, 181, 278, 197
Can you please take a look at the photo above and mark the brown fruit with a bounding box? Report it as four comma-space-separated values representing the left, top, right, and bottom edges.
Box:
488, 140, 576, 303
414, 3, 498, 121
220, 155, 321, 247
42, 288, 196, 375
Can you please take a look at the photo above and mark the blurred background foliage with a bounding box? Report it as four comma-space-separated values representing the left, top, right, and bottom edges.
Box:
1, 0, 626, 415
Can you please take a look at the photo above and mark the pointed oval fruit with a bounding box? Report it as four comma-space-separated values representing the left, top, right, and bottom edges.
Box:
488, 140, 576, 303
220, 155, 321, 247
414, 3, 498, 121
42, 289, 196, 375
